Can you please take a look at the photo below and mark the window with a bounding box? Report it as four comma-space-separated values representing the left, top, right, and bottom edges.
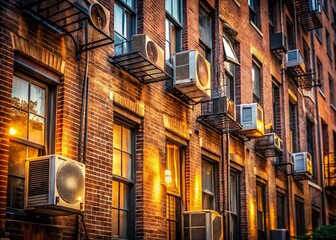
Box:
268, 0, 277, 35
276, 192, 285, 229
303, 40, 311, 70
326, 30, 331, 57
330, 215, 336, 225
287, 18, 295, 50
249, 0, 261, 29
289, 101, 298, 153
199, 4, 212, 61
312, 207, 321, 229
295, 198, 305, 235
165, 0, 182, 64
252, 59, 261, 103
257, 182, 266, 240
229, 171, 240, 240
329, 75, 335, 107
166, 143, 183, 240
202, 159, 216, 210
272, 83, 281, 135
333, 8, 336, 28
322, 121, 329, 157
223, 37, 239, 100
306, 118, 315, 177
7, 74, 54, 209
112, 122, 135, 239
317, 58, 324, 93
315, 28, 323, 43
114, 0, 136, 55
322, 0, 329, 15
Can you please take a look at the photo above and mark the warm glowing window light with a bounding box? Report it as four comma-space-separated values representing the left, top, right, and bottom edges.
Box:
165, 169, 172, 185
9, 128, 17, 135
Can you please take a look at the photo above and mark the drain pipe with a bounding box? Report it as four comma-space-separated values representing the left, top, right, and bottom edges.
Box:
279, 0, 292, 232
78, 19, 90, 164
310, 31, 327, 225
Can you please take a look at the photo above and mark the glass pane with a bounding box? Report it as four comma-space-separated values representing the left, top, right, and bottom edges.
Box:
10, 108, 28, 140
7, 176, 24, 209
29, 114, 45, 145
112, 209, 119, 236
125, 11, 132, 40
112, 181, 119, 208
113, 123, 122, 150
114, 4, 123, 35
28, 146, 39, 158
30, 84, 45, 116
113, 149, 121, 176
166, 0, 171, 13
167, 144, 181, 195
169, 222, 176, 240
122, 127, 131, 153
202, 193, 213, 210
120, 210, 129, 238
119, 182, 130, 210
12, 76, 29, 110
230, 173, 237, 213
172, 0, 179, 21
202, 161, 213, 192
8, 141, 27, 177
122, 152, 132, 180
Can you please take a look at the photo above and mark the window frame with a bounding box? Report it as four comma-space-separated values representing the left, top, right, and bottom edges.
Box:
252, 58, 261, 103
326, 29, 331, 58
276, 192, 285, 229
257, 182, 266, 240
306, 117, 315, 178
114, 0, 137, 55
317, 57, 324, 93
329, 74, 335, 107
289, 101, 298, 153
112, 121, 136, 239
249, 0, 261, 29
199, 3, 213, 62
7, 68, 57, 212
202, 158, 217, 210
229, 170, 240, 240
166, 141, 184, 240
295, 198, 305, 236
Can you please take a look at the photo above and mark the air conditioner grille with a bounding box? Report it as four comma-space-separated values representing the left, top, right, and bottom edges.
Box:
191, 213, 206, 226
89, 3, 107, 30
28, 159, 49, 197
176, 65, 190, 81
56, 161, 85, 204
213, 215, 222, 239
196, 54, 209, 87
146, 41, 158, 63
190, 228, 207, 240
295, 155, 304, 171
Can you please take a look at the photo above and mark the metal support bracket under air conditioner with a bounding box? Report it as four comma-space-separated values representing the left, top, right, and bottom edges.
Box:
22, 0, 114, 60
109, 52, 173, 84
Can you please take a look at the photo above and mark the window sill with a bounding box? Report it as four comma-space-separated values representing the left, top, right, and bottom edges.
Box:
250, 21, 263, 37
319, 88, 326, 99
233, 0, 240, 8
308, 180, 322, 191
331, 104, 336, 112
315, 33, 323, 44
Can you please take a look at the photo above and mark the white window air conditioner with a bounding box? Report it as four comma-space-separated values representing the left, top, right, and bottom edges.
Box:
25, 154, 85, 216
131, 34, 164, 70
173, 50, 211, 102
88, 0, 111, 36
201, 97, 236, 121
184, 210, 223, 240
292, 152, 313, 177
271, 229, 289, 240
286, 49, 306, 72
239, 103, 264, 138
255, 133, 283, 152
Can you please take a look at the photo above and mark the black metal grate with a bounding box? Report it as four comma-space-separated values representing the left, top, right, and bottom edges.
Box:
285, 0, 322, 31
110, 52, 173, 84
22, 0, 113, 53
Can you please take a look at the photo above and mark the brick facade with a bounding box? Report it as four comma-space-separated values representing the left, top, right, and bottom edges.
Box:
0, 0, 335, 239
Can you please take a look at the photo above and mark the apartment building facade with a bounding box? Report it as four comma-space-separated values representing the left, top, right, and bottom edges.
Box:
0, 0, 335, 239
